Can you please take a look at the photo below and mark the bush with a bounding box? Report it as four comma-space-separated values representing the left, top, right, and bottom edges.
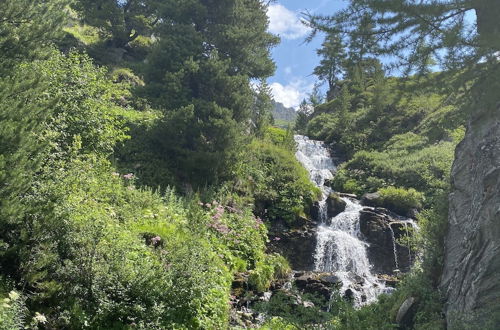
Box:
249, 254, 291, 292
378, 186, 425, 215
236, 139, 321, 223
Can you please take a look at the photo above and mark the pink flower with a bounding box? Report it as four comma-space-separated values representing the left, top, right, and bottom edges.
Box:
274, 237, 281, 241
151, 236, 161, 245
123, 173, 134, 180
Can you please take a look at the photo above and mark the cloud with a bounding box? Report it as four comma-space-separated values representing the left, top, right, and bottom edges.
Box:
270, 79, 313, 109
267, 4, 311, 40
284, 66, 292, 75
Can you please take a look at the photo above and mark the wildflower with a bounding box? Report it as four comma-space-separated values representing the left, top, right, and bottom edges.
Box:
33, 312, 47, 324
8, 291, 19, 301
151, 236, 162, 245
123, 173, 134, 180
274, 237, 281, 241
112, 172, 120, 177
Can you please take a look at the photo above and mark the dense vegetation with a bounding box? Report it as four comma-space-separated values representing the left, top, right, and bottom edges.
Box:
1, 0, 498, 328
0, 0, 320, 328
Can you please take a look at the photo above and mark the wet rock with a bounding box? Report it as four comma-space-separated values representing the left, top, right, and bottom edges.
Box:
326, 193, 347, 219
294, 272, 341, 301
267, 222, 318, 270
396, 297, 418, 329
338, 192, 358, 199
359, 208, 414, 274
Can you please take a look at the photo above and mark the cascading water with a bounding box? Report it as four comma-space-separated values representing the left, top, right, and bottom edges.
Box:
294, 135, 388, 306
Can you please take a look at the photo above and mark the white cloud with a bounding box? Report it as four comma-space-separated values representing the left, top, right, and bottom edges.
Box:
267, 4, 311, 40
270, 79, 313, 109
284, 66, 292, 75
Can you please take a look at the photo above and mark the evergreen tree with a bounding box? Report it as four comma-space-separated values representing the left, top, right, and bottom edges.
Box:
313, 33, 347, 101
141, 0, 278, 186
0, 0, 67, 72
307, 0, 500, 75
295, 99, 312, 134
72, 0, 160, 48
252, 80, 274, 137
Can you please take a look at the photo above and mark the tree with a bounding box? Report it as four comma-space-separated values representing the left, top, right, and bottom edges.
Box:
313, 33, 347, 100
295, 99, 312, 134
140, 0, 279, 187
252, 80, 274, 137
307, 0, 500, 76
73, 0, 160, 49
0, 0, 67, 72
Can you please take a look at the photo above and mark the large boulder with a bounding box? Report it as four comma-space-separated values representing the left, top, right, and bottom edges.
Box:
440, 104, 500, 328
267, 219, 318, 271
396, 297, 418, 329
361, 192, 382, 207
359, 208, 414, 274
326, 193, 347, 219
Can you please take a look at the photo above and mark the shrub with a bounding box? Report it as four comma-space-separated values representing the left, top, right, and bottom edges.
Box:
378, 186, 425, 215
249, 254, 291, 292
235, 139, 320, 224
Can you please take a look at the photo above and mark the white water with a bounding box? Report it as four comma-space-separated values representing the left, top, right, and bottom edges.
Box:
294, 135, 387, 306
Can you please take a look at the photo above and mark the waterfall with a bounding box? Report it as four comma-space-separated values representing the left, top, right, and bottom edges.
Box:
294, 135, 388, 306
388, 224, 399, 270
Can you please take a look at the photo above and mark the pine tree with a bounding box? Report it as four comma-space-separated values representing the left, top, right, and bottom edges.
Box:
313, 33, 347, 101
0, 0, 67, 73
295, 99, 312, 134
141, 0, 278, 186
252, 80, 273, 137
72, 0, 160, 49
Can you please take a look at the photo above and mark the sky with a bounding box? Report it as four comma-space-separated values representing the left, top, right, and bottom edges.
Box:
266, 1, 346, 109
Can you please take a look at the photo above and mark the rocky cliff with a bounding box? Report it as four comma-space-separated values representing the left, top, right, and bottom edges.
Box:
441, 104, 500, 328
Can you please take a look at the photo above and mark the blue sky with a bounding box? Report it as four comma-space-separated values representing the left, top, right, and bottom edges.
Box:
266, 1, 346, 108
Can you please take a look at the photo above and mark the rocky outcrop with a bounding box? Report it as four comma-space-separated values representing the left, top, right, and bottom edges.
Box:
326, 192, 347, 219
294, 271, 341, 300
359, 208, 414, 274
361, 192, 382, 207
267, 218, 318, 270
440, 106, 500, 328
396, 297, 418, 329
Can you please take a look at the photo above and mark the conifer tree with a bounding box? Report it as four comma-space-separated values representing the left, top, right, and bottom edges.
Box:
141, 0, 278, 186
73, 0, 160, 48
313, 33, 347, 101
252, 80, 274, 137
0, 0, 67, 72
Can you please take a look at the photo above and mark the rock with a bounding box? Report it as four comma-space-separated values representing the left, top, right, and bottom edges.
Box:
338, 192, 358, 199
396, 297, 417, 328
440, 105, 500, 328
267, 221, 318, 271
294, 272, 340, 301
359, 208, 414, 274
361, 192, 382, 207
344, 289, 354, 301
326, 193, 347, 219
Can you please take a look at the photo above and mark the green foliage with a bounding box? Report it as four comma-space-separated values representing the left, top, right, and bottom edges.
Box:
332, 134, 456, 204
236, 138, 320, 223
249, 254, 291, 292
0, 291, 28, 329
71, 0, 160, 49
0, 0, 67, 73
377, 186, 425, 215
